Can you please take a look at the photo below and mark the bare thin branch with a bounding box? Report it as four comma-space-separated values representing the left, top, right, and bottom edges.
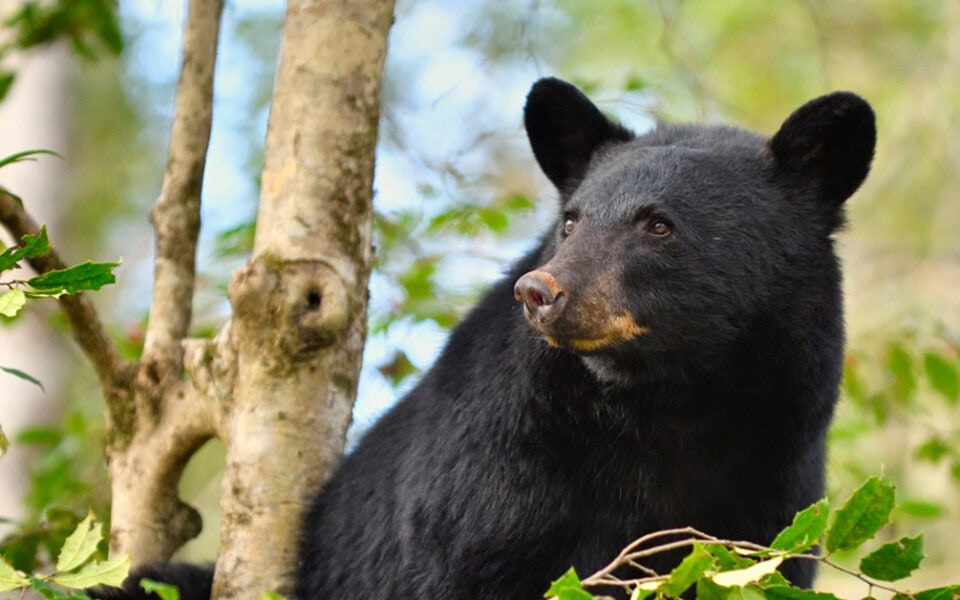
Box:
818, 555, 906, 597
0, 188, 134, 409
579, 528, 912, 598
141, 0, 223, 387
581, 526, 712, 585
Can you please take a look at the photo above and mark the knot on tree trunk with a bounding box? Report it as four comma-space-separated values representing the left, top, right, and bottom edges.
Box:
159, 499, 205, 560
230, 258, 351, 370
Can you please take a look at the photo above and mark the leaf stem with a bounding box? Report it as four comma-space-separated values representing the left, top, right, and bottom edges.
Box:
0, 188, 134, 416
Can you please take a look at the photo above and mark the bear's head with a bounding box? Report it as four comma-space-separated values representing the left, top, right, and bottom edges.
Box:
515, 78, 875, 384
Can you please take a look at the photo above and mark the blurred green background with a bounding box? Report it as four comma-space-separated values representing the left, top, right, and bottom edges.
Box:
0, 0, 958, 594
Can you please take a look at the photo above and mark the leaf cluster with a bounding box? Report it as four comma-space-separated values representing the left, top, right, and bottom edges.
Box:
838, 328, 960, 508
0, 0, 122, 102
0, 225, 118, 313
547, 477, 956, 600
0, 222, 118, 410
1, 150, 120, 452
0, 513, 129, 599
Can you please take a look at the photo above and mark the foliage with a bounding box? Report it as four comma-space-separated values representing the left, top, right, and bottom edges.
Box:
546, 477, 957, 600
140, 579, 181, 600
1, 151, 119, 455
0, 513, 128, 599
1, 408, 111, 566
0, 222, 119, 317
2, 0, 959, 594
832, 327, 960, 528
0, 312, 112, 571
0, 0, 122, 102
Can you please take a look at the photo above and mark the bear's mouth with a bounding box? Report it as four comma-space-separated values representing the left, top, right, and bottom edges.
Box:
535, 313, 648, 353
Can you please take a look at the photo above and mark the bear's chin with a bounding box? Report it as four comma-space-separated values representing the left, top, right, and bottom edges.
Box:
580, 354, 639, 387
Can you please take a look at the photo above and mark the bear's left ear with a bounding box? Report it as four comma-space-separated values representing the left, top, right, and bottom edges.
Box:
524, 78, 634, 196
769, 91, 876, 205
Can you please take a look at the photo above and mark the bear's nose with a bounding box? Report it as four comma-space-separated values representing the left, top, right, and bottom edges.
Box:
514, 270, 566, 324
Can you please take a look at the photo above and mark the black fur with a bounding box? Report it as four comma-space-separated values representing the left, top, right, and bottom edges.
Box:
89, 563, 213, 600
97, 78, 875, 600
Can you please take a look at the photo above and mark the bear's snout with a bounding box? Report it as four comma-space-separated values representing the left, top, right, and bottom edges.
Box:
514, 270, 566, 325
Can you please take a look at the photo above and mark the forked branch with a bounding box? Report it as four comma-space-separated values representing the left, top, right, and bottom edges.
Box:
0, 189, 134, 410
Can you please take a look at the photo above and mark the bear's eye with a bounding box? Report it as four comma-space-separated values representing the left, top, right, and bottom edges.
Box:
562, 218, 576, 236
648, 219, 673, 237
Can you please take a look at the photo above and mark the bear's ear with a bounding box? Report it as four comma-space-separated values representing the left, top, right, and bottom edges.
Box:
769, 91, 876, 204
524, 78, 634, 196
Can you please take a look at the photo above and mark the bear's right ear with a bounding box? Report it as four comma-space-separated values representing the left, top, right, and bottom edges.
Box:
769, 91, 876, 205
524, 78, 634, 196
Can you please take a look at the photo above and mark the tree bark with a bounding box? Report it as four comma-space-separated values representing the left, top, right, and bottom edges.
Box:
106, 0, 223, 564
212, 1, 394, 598
1, 0, 395, 595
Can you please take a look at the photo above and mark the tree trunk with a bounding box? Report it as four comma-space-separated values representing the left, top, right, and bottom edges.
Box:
1, 0, 394, 596
212, 1, 394, 598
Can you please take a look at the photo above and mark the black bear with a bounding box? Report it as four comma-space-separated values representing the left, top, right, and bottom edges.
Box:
100, 78, 875, 599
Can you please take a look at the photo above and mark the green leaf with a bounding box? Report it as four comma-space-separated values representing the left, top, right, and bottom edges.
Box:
215, 221, 255, 258
758, 572, 791, 588
56, 512, 101, 573
915, 436, 952, 464
624, 73, 647, 91
259, 592, 286, 600
824, 476, 895, 553
727, 586, 767, 600
0, 71, 15, 103
763, 586, 843, 600
706, 544, 755, 571
0, 149, 62, 170
29, 576, 69, 600
479, 207, 510, 234
142, 579, 181, 600
712, 555, 783, 588
1, 365, 45, 391
897, 499, 945, 519
859, 534, 924, 581
52, 556, 130, 589
658, 543, 715, 597
629, 583, 655, 600
893, 586, 960, 600
0, 422, 7, 456
924, 352, 959, 402
0, 288, 26, 317
0, 556, 29, 592
397, 258, 437, 301
27, 261, 119, 295
545, 568, 593, 600
500, 192, 534, 212
886, 346, 916, 403
697, 577, 733, 600
770, 499, 830, 553
377, 350, 418, 386
841, 355, 868, 403
0, 225, 51, 271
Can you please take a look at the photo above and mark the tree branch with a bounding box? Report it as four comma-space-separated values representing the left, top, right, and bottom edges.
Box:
0, 188, 134, 412
106, 0, 224, 561
140, 0, 223, 389
107, 380, 219, 563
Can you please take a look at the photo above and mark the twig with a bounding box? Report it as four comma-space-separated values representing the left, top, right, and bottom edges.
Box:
819, 555, 907, 597
0, 188, 134, 406
581, 526, 714, 585
580, 527, 917, 599
139, 0, 223, 387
